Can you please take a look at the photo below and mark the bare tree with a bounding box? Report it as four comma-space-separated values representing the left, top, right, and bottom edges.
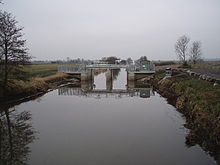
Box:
0, 11, 30, 88
189, 41, 202, 64
175, 35, 190, 65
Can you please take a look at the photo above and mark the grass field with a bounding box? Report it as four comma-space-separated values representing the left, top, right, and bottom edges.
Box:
23, 64, 59, 77
0, 64, 59, 82
191, 61, 220, 69
154, 61, 220, 71
0, 63, 78, 82
23, 63, 79, 77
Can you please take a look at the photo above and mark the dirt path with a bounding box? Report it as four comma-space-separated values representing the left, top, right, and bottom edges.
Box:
190, 68, 220, 80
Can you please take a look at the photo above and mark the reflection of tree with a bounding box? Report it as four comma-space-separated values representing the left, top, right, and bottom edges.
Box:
112, 69, 120, 81
106, 78, 113, 91
93, 69, 107, 76
0, 105, 36, 165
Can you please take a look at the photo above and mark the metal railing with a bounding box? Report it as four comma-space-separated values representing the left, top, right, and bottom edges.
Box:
126, 64, 155, 72
85, 64, 128, 69
58, 65, 86, 73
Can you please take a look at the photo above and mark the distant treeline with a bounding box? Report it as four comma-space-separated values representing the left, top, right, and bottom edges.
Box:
153, 61, 177, 66
32, 59, 94, 64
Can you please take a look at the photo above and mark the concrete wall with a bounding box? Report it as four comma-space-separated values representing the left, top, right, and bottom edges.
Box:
127, 72, 154, 81
127, 72, 135, 81
81, 70, 93, 81
81, 80, 93, 90
105, 69, 112, 82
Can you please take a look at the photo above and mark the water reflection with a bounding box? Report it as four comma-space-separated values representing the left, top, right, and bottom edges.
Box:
0, 105, 36, 165
106, 69, 120, 81
58, 80, 154, 99
105, 69, 121, 90
185, 118, 220, 164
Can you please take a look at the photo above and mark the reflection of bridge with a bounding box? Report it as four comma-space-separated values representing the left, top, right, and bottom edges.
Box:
58, 87, 155, 99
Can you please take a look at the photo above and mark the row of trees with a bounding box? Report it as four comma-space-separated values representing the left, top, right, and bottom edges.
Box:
100, 56, 151, 65
175, 35, 202, 65
101, 56, 133, 65
0, 2, 30, 88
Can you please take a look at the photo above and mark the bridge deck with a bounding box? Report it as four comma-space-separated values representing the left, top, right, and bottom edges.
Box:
86, 64, 128, 69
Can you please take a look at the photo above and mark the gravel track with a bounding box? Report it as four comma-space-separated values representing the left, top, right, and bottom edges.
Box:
190, 68, 220, 80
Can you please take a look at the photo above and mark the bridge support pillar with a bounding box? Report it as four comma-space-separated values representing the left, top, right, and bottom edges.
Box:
127, 80, 135, 89
106, 69, 113, 90
81, 80, 93, 90
127, 72, 135, 81
106, 69, 113, 82
81, 70, 93, 81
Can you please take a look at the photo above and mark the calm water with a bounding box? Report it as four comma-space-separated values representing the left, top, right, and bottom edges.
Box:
0, 69, 216, 165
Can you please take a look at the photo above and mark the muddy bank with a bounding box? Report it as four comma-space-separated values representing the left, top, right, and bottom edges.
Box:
0, 73, 79, 103
150, 74, 220, 161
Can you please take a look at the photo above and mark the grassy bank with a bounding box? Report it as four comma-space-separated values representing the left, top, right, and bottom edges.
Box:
152, 73, 220, 159
174, 78, 219, 115
0, 72, 73, 102
157, 76, 220, 116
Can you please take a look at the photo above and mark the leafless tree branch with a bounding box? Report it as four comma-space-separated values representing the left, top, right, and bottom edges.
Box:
175, 35, 190, 65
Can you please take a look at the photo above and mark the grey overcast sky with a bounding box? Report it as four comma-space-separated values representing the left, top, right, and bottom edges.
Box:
2, 0, 220, 60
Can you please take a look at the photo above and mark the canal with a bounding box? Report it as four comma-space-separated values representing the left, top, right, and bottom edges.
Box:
0, 69, 217, 165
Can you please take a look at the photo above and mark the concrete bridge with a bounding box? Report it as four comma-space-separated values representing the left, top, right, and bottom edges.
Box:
58, 64, 131, 73
58, 63, 155, 81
